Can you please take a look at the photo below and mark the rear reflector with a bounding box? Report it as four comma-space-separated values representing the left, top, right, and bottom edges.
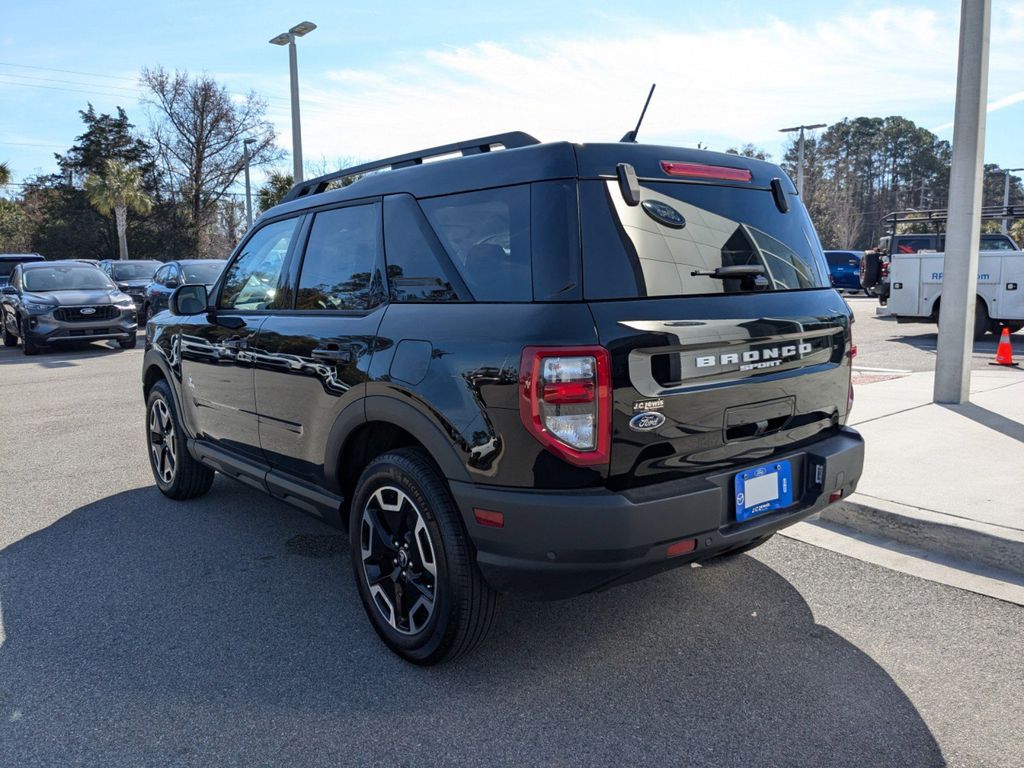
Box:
666, 538, 697, 558
829, 490, 844, 504
660, 161, 753, 182
473, 508, 505, 528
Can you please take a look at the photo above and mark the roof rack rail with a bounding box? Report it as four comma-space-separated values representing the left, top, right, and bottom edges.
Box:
280, 131, 541, 204
881, 205, 1024, 228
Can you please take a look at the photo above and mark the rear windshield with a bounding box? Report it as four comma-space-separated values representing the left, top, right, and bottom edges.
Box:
23, 266, 114, 292
0, 259, 41, 277
581, 180, 830, 299
112, 262, 160, 280
979, 234, 1019, 251
182, 262, 224, 284
825, 252, 860, 267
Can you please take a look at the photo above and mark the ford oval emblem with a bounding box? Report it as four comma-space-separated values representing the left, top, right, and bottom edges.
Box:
640, 199, 686, 229
80, 307, 96, 315
629, 411, 666, 432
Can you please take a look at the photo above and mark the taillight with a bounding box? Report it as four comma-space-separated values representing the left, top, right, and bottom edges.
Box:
519, 346, 611, 467
660, 160, 753, 182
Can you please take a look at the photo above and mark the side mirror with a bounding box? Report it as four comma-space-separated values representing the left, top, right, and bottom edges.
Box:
1, 285, 17, 295
169, 284, 208, 316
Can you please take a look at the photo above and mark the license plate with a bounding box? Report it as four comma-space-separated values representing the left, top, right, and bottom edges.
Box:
734, 461, 793, 522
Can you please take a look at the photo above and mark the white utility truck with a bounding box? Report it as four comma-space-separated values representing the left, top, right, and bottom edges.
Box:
883, 249, 1024, 339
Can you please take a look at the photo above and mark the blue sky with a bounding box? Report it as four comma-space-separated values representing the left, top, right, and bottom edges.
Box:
2, 0, 1023, 190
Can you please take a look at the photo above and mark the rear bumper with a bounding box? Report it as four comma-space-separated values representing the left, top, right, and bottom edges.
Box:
450, 427, 864, 599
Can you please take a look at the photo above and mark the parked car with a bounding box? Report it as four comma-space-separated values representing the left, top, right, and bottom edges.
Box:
824, 250, 864, 293
142, 132, 863, 664
142, 259, 225, 322
99, 259, 161, 313
1, 260, 138, 354
0, 253, 45, 288
74, 259, 101, 266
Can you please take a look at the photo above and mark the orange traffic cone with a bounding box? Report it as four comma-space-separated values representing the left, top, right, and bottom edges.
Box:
991, 327, 1019, 367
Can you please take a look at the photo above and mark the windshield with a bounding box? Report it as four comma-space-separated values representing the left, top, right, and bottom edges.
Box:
182, 262, 224, 283
23, 265, 115, 292
581, 180, 830, 299
112, 262, 160, 280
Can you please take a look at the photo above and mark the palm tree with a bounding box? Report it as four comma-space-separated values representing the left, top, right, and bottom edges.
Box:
0, 162, 10, 187
85, 159, 152, 260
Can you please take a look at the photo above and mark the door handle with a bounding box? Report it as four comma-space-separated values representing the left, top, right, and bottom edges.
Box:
311, 343, 353, 363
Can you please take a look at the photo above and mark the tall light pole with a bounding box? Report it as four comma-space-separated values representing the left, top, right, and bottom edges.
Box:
1001, 167, 1023, 234
242, 138, 255, 228
270, 21, 317, 184
934, 0, 991, 405
779, 123, 826, 197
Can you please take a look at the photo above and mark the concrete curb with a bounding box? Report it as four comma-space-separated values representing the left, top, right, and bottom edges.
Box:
818, 494, 1024, 578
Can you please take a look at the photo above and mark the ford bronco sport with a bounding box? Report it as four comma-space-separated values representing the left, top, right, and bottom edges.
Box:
142, 132, 864, 664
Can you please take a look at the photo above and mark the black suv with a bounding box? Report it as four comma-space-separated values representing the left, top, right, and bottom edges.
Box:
142, 132, 864, 664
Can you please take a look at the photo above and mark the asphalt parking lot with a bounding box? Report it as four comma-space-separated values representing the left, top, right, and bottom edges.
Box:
846, 293, 1009, 373
1, 335, 1022, 767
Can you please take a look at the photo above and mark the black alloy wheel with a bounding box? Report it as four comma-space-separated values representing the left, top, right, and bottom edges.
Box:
359, 485, 438, 635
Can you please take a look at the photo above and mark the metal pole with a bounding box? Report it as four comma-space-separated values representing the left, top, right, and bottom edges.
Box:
934, 0, 991, 405
1003, 171, 1011, 234
289, 38, 303, 183
243, 142, 253, 228
796, 126, 805, 197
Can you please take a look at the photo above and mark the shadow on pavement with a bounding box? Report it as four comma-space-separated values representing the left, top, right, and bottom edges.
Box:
943, 402, 1024, 444
0, 484, 945, 767
0, 340, 130, 366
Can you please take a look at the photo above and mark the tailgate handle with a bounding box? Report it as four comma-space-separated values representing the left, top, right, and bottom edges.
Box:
724, 398, 794, 442
726, 415, 789, 441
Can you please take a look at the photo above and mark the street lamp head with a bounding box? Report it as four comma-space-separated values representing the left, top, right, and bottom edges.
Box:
269, 33, 292, 46
243, 138, 256, 146
290, 21, 317, 36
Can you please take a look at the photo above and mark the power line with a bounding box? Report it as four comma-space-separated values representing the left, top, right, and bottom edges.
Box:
0, 60, 137, 83
0, 71, 139, 96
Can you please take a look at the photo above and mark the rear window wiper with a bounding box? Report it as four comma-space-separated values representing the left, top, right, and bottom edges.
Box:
690, 265, 766, 279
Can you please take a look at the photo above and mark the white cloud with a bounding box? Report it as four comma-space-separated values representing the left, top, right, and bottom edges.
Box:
274, 4, 1024, 165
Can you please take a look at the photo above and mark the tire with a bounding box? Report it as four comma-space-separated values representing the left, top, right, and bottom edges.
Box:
22, 331, 42, 356
973, 300, 990, 342
714, 534, 774, 559
119, 334, 138, 349
146, 379, 215, 499
861, 252, 881, 290
2, 317, 17, 347
349, 448, 497, 665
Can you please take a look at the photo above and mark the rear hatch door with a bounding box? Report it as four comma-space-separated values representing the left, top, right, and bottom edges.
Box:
579, 174, 852, 490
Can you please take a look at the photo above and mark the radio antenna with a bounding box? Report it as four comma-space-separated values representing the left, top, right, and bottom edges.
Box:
620, 83, 656, 143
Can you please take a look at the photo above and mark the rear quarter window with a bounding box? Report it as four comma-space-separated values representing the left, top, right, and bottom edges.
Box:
420, 185, 532, 302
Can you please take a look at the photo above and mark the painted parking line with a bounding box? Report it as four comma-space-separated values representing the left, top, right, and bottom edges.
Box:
853, 366, 913, 374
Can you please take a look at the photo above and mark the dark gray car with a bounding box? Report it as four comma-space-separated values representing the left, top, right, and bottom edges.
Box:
0, 261, 138, 355
99, 259, 161, 312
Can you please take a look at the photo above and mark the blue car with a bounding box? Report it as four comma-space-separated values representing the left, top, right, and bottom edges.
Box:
825, 250, 864, 293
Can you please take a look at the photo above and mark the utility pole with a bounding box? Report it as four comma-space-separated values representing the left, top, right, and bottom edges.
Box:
1002, 167, 1023, 234
242, 139, 255, 228
779, 123, 826, 196
934, 0, 991, 405
270, 21, 317, 184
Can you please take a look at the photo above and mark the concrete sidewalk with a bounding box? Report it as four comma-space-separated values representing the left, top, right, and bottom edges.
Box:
785, 366, 1024, 603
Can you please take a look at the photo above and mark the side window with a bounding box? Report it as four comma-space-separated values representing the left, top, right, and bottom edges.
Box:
296, 204, 383, 311
165, 265, 181, 287
11, 266, 21, 290
383, 195, 460, 302
219, 218, 298, 310
153, 266, 167, 285
420, 185, 532, 301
